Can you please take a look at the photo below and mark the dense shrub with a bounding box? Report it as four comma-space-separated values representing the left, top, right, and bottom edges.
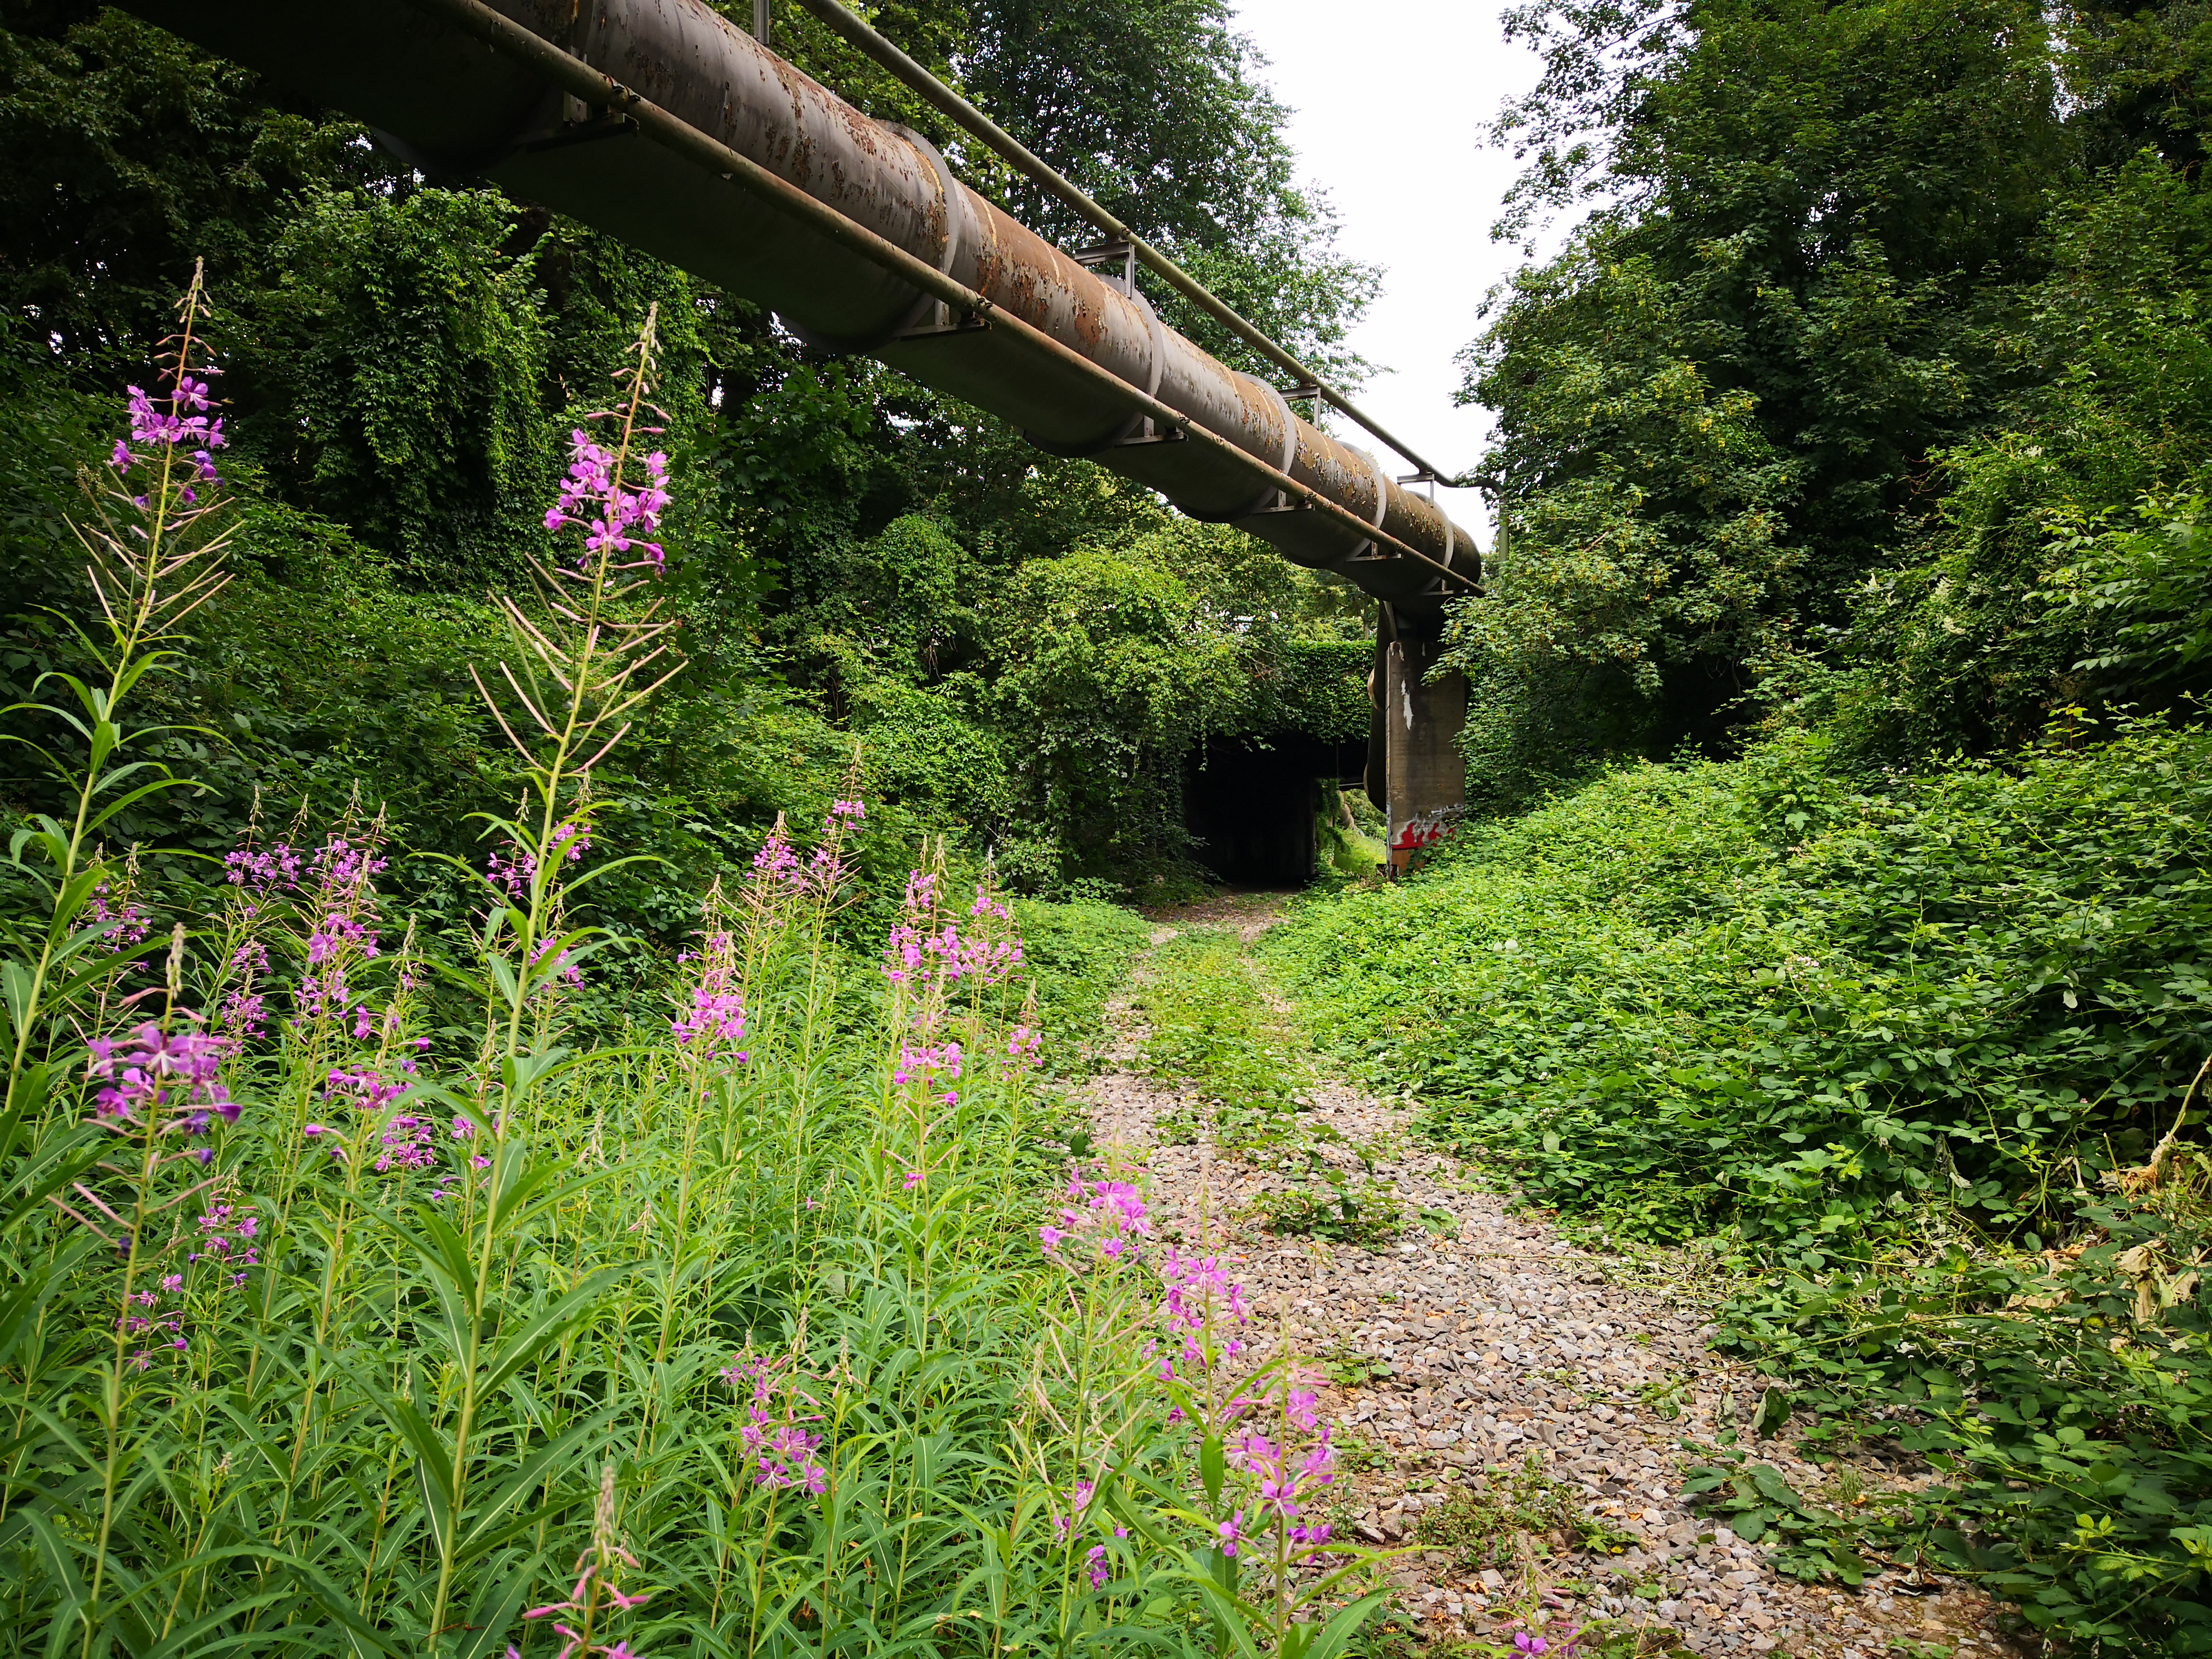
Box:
1267, 721, 2212, 1650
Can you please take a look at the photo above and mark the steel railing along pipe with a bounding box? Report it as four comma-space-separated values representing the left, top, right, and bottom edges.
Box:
115, 0, 1479, 623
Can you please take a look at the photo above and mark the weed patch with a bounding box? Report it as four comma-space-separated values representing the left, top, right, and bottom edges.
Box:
1414, 1456, 1639, 1570
1250, 1173, 1408, 1245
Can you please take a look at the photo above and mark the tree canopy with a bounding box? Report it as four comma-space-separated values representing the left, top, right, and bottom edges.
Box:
1451, 0, 2212, 806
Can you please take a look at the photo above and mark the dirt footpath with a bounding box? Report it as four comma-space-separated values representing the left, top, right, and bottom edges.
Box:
1086, 900, 2027, 1658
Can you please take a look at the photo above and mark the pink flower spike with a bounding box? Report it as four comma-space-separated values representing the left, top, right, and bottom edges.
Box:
903, 1171, 923, 1190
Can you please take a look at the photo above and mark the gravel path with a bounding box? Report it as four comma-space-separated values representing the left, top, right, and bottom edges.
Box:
1080, 900, 2029, 1659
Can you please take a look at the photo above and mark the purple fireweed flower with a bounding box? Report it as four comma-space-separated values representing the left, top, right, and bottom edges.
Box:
879, 869, 1026, 988
1085, 1544, 1109, 1589
186, 1204, 261, 1270
1157, 1248, 1250, 1333
1217, 1511, 1243, 1558
326, 1066, 406, 1112
903, 1171, 924, 1190
892, 1041, 962, 1086
1226, 1421, 1336, 1519
487, 845, 535, 900
671, 930, 747, 1061
217, 987, 266, 1040
1039, 1171, 1151, 1270
293, 836, 388, 1020
85, 1021, 236, 1132
528, 935, 585, 995
88, 882, 150, 955
1051, 1478, 1099, 1541
113, 364, 228, 491
371, 1115, 436, 1174
751, 822, 803, 885
223, 842, 300, 892
722, 1354, 829, 1497
544, 428, 669, 570
1511, 1632, 1579, 1657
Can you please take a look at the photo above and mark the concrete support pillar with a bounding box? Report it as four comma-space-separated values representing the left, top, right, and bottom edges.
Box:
1380, 624, 1466, 873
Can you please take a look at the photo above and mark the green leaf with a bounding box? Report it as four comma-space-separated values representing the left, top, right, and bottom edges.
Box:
1755, 1388, 1791, 1437
477, 1266, 632, 1402
1201, 1434, 1225, 1506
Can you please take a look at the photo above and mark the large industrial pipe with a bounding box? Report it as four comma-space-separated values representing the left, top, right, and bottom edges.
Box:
117, 0, 1478, 624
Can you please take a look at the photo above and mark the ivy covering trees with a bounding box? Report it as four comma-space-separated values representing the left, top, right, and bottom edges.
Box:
0, 0, 1374, 904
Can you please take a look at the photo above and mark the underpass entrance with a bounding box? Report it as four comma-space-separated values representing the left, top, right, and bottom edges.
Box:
1185, 734, 1365, 886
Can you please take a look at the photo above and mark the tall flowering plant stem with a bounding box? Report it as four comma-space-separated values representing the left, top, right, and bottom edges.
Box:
376, 304, 678, 1657
1, 264, 235, 1167
467, 302, 682, 1092
72, 928, 244, 1659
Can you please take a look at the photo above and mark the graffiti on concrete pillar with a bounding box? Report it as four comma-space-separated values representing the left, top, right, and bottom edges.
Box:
1387, 807, 1463, 871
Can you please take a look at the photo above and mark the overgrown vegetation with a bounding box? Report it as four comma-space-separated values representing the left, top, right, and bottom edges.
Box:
1269, 722, 2212, 1649
0, 0, 1371, 901
1458, 0, 2212, 808
1139, 929, 1405, 1247
1249, 0, 2212, 1650
1413, 1456, 1638, 1573
0, 291, 1392, 1657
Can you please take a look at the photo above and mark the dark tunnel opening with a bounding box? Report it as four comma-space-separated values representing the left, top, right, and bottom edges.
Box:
1184, 734, 1366, 887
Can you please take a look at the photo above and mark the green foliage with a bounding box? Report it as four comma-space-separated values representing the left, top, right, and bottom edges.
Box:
1138, 928, 1406, 1243
1679, 1457, 1873, 1585
0, 4, 400, 372
1, 0, 1380, 901
991, 550, 1239, 888
1271, 720, 2212, 1248
1413, 1454, 1639, 1570
1011, 895, 1154, 1073
1716, 1189, 2212, 1647
1461, 0, 2063, 795
1820, 155, 2212, 755
1140, 929, 1308, 1122
1459, 0, 2212, 793
235, 187, 555, 578
1268, 722, 2212, 1649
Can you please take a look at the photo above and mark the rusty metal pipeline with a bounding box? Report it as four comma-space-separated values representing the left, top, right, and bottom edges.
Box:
115, 0, 1479, 625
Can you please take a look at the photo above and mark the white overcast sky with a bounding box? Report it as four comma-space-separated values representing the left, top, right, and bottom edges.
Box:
1230, 0, 1546, 543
